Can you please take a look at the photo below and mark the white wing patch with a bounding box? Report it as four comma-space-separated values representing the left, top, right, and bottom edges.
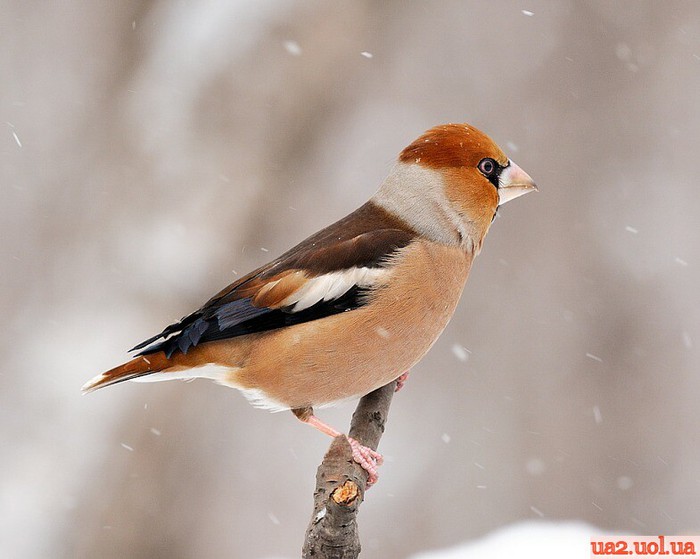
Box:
282, 267, 388, 312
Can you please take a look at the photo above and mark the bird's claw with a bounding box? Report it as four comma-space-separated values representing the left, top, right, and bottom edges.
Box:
347, 437, 383, 487
395, 371, 410, 392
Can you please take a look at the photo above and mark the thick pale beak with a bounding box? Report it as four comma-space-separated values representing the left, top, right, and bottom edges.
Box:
498, 160, 538, 205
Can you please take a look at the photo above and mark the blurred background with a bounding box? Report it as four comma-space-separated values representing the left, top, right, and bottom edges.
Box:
2, 1, 700, 557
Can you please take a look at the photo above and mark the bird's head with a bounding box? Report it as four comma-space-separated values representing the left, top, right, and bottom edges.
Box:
374, 123, 537, 253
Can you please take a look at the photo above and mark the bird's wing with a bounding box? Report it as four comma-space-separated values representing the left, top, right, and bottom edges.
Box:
131, 227, 416, 358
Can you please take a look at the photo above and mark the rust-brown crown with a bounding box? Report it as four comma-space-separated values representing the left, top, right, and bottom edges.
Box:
399, 123, 508, 169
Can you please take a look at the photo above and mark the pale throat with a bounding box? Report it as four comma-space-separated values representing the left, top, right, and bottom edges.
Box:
371, 162, 483, 254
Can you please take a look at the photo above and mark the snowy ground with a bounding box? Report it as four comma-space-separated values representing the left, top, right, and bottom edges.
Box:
265, 521, 601, 559
410, 521, 599, 559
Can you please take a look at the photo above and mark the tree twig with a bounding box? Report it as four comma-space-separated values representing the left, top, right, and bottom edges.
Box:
301, 381, 397, 558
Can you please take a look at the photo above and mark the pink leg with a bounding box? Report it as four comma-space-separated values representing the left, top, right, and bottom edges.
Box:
395, 370, 410, 392
301, 413, 384, 487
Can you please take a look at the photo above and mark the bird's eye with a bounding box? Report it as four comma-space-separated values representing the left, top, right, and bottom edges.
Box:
478, 158, 497, 177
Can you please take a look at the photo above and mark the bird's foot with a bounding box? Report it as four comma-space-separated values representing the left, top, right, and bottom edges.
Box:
395, 371, 410, 392
347, 437, 383, 487
295, 409, 384, 486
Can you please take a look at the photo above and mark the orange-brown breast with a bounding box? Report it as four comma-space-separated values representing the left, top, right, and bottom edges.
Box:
217, 240, 473, 409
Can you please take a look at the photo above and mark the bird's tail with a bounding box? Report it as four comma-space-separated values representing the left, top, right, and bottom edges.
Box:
82, 353, 170, 393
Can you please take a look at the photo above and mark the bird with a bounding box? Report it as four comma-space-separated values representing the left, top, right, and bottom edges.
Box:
83, 123, 537, 485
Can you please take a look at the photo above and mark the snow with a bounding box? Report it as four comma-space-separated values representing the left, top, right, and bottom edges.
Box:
263, 522, 602, 559
683, 331, 692, 349
525, 457, 545, 476
283, 40, 302, 56
410, 521, 599, 559
616, 43, 632, 61
593, 405, 603, 424
451, 344, 470, 362
617, 476, 633, 491
375, 327, 391, 339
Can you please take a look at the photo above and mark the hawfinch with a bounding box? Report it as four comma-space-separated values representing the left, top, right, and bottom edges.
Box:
83, 123, 537, 484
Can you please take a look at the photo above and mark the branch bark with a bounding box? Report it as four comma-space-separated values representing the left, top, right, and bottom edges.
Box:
301, 381, 397, 558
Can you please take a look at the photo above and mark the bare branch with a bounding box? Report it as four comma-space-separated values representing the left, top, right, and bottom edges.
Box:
302, 381, 397, 558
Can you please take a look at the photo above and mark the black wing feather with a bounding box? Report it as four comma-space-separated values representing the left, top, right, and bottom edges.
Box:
136, 287, 366, 358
